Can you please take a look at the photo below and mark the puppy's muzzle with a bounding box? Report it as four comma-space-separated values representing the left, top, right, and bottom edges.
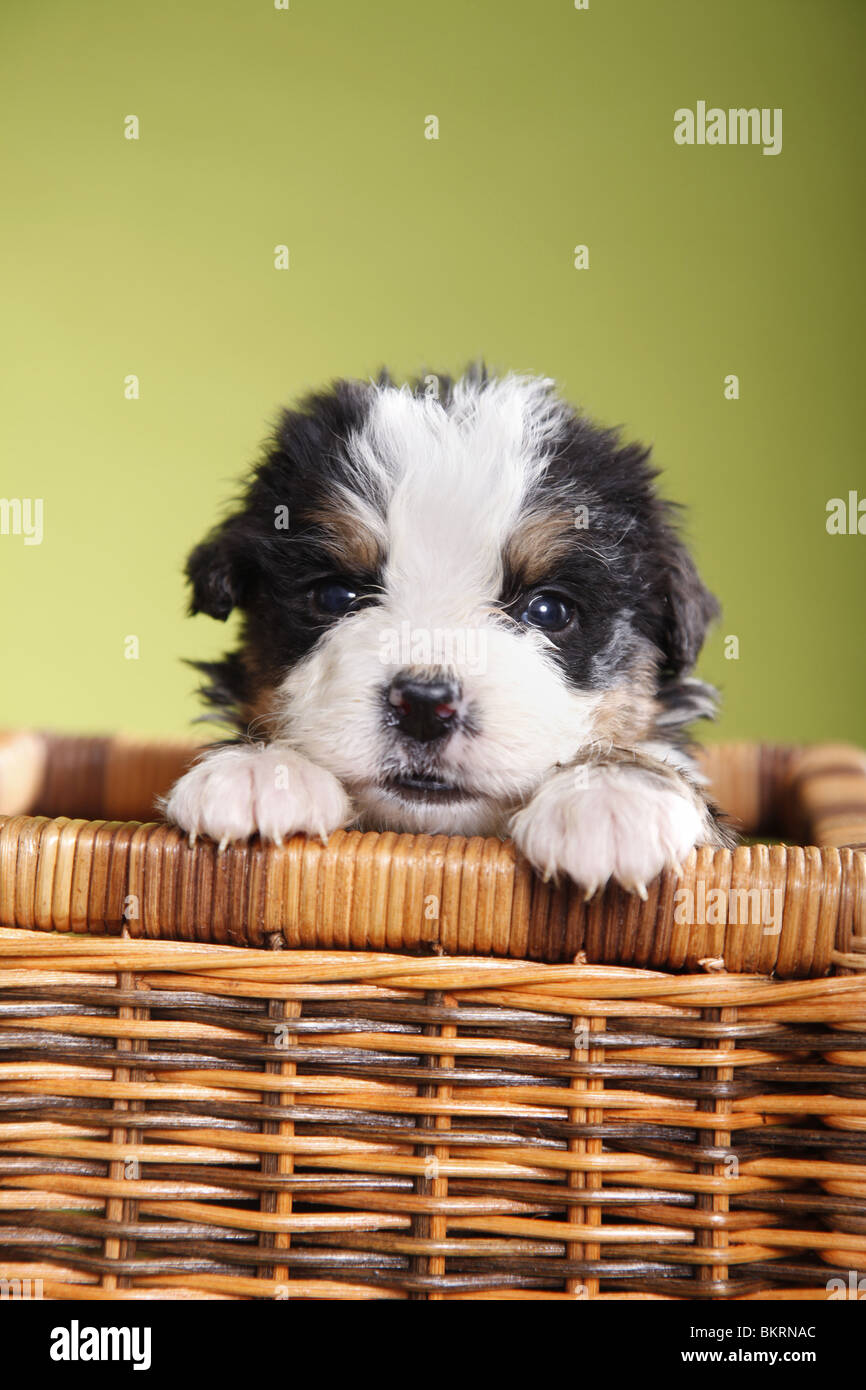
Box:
387, 672, 461, 744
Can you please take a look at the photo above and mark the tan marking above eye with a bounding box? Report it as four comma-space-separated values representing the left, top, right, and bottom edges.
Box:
504, 507, 578, 587
304, 503, 385, 575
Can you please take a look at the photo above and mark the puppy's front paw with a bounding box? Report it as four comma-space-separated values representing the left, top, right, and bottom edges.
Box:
162, 744, 352, 848
510, 762, 708, 897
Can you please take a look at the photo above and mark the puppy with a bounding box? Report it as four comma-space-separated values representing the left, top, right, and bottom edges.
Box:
163, 368, 731, 896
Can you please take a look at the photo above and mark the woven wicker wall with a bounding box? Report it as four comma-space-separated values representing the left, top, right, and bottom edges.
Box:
0, 732, 864, 1299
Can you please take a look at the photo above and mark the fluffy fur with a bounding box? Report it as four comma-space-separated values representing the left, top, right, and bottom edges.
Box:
163, 367, 732, 893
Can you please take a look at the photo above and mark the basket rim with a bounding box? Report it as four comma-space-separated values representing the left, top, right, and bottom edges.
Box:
0, 732, 864, 977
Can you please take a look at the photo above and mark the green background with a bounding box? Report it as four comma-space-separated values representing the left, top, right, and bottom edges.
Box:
2, 0, 864, 746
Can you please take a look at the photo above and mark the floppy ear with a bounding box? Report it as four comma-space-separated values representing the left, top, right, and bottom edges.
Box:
657, 523, 719, 677
185, 518, 252, 621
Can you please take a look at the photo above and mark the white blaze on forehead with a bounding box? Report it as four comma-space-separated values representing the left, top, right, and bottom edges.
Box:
345, 375, 565, 625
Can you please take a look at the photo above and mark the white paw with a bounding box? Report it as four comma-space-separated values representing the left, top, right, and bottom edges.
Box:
161, 744, 352, 848
510, 763, 706, 897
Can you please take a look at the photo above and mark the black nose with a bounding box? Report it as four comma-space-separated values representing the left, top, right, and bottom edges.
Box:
387, 673, 461, 744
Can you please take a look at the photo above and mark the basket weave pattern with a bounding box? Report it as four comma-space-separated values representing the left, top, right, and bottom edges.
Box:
0, 732, 864, 1300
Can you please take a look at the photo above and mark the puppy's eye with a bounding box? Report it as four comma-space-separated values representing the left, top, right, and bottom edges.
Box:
311, 578, 362, 618
519, 590, 575, 633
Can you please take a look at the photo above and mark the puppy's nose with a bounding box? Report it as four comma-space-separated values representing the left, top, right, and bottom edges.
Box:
388, 673, 461, 744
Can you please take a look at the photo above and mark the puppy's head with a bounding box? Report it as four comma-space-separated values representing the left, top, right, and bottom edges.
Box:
188, 369, 718, 834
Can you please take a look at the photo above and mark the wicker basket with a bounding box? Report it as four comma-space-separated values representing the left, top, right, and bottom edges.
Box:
0, 730, 864, 1301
